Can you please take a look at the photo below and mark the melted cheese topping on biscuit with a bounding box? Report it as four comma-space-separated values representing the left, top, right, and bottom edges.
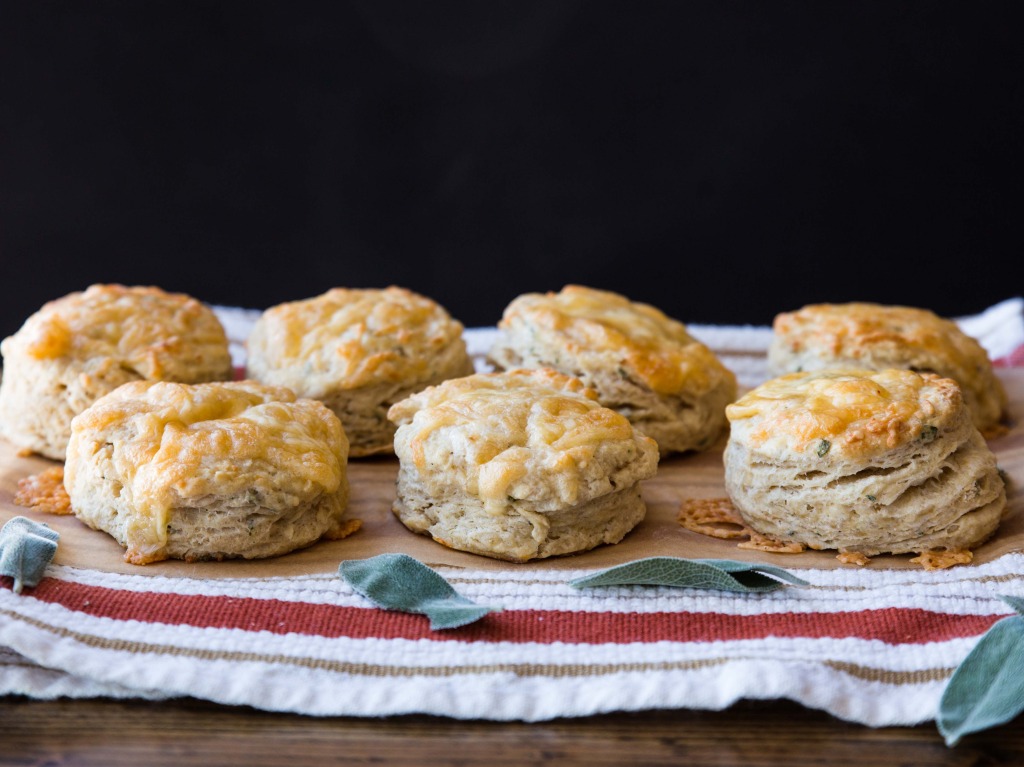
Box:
726, 368, 962, 457
773, 303, 992, 378
389, 369, 655, 511
66, 380, 346, 559
499, 285, 732, 396
248, 287, 465, 389
1, 284, 232, 381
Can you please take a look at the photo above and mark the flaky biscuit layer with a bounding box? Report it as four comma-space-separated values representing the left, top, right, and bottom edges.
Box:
65, 380, 349, 564
724, 368, 1006, 556
388, 368, 659, 560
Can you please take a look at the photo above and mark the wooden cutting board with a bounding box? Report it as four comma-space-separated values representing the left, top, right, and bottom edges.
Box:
2, 369, 1022, 578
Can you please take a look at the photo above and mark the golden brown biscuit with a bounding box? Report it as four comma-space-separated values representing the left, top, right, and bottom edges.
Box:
768, 302, 1007, 434
246, 287, 475, 457
724, 368, 1006, 558
64, 380, 351, 564
387, 368, 660, 562
489, 285, 737, 454
0, 284, 234, 460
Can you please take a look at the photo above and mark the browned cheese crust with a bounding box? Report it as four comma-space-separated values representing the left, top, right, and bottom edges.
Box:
724, 368, 1006, 558
64, 380, 350, 564
768, 302, 1008, 434
246, 286, 475, 457
387, 368, 659, 561
0, 284, 233, 460
489, 285, 737, 454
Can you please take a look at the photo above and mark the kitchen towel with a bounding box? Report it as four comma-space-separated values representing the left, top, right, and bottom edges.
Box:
1, 298, 1021, 725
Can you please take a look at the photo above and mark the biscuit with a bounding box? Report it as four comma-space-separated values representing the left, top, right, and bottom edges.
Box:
246, 287, 475, 457
768, 302, 1008, 434
723, 368, 1006, 557
0, 284, 233, 460
387, 368, 660, 562
64, 380, 351, 564
489, 285, 737, 454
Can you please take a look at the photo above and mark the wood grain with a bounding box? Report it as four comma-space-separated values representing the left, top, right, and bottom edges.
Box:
1, 695, 1022, 767
1, 369, 1022, 576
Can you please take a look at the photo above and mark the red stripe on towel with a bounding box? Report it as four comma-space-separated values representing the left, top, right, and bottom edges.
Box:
8, 577, 1001, 646
993, 343, 1024, 368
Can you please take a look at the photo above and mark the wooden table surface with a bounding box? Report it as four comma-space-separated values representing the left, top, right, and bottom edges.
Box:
2, 694, 1023, 766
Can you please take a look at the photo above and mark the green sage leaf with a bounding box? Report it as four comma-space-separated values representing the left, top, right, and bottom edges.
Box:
339, 553, 498, 630
999, 594, 1024, 617
0, 516, 59, 594
937, 608, 1024, 746
568, 557, 808, 593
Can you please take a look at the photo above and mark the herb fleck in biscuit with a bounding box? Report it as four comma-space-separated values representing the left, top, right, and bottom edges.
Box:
64, 380, 351, 564
0, 284, 234, 460
724, 368, 1006, 559
489, 285, 737, 454
387, 368, 660, 562
768, 302, 1007, 434
246, 287, 475, 457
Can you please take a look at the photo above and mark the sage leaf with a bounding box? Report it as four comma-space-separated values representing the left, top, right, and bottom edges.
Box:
339, 553, 498, 630
937, 603, 1024, 746
568, 557, 808, 592
0, 516, 59, 594
999, 594, 1024, 617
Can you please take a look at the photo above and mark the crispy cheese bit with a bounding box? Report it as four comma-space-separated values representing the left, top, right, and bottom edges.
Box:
836, 551, 871, 566
324, 518, 363, 540
678, 496, 807, 553
677, 497, 749, 539
737, 532, 807, 554
910, 549, 974, 571
14, 467, 73, 515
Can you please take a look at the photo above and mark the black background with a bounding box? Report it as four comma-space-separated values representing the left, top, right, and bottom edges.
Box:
1, 1, 1021, 341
